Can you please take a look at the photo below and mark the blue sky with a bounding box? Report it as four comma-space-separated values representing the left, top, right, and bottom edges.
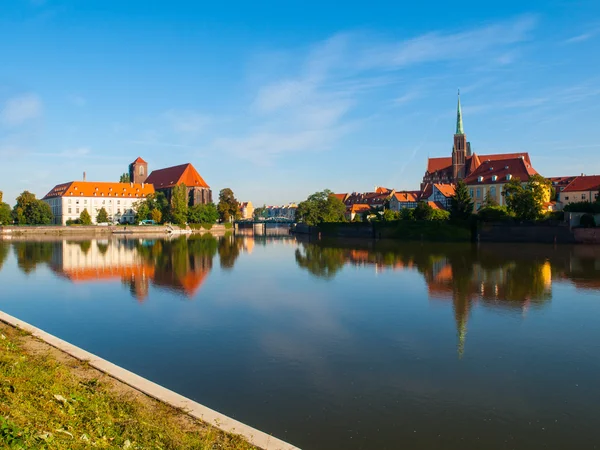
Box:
1, 0, 599, 206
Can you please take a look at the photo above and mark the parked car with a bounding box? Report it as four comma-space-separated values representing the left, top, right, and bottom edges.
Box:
139, 220, 157, 226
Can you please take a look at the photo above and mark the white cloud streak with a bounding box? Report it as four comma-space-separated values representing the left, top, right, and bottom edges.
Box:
0, 93, 43, 127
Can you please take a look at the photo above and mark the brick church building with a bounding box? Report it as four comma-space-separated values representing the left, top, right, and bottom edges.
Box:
421, 93, 532, 191
129, 157, 212, 206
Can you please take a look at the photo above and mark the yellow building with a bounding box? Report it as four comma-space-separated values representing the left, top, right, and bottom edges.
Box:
239, 201, 254, 220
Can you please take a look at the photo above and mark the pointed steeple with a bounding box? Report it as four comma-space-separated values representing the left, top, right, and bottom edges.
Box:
456, 89, 464, 135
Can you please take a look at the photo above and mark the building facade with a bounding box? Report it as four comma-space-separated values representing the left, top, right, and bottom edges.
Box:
43, 181, 155, 225
239, 201, 254, 219
557, 175, 600, 207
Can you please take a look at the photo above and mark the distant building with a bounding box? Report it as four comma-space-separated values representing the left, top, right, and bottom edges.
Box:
42, 181, 155, 225
424, 184, 455, 210
463, 156, 542, 210
558, 175, 600, 207
239, 201, 254, 220
389, 191, 420, 211
264, 204, 297, 220
133, 158, 212, 206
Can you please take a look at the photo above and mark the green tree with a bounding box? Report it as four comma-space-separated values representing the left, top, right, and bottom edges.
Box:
0, 201, 11, 225
450, 181, 474, 220
295, 190, 346, 226
400, 208, 414, 220
483, 191, 498, 208
12, 191, 53, 225
188, 203, 219, 224
503, 175, 551, 221
79, 209, 92, 225
96, 207, 109, 223
253, 205, 267, 220
413, 201, 433, 220
119, 173, 130, 183
382, 209, 400, 221
217, 188, 241, 222
170, 183, 189, 225
134, 200, 150, 222
150, 208, 162, 224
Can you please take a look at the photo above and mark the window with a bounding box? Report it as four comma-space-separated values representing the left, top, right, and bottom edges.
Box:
490, 187, 496, 196
469, 189, 474, 198
477, 188, 481, 198
582, 194, 586, 200
565, 196, 569, 201
68, 208, 72, 214
76, 208, 79, 214
139, 166, 144, 176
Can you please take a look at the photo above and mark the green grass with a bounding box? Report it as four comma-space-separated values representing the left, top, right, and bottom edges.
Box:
0, 324, 257, 450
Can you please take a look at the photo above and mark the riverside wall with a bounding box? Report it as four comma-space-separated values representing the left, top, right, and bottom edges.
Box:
0, 225, 168, 237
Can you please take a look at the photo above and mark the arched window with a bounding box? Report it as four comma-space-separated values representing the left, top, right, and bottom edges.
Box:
139, 165, 145, 176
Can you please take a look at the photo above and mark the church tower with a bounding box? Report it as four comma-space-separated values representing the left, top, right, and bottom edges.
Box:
129, 157, 148, 184
452, 91, 468, 181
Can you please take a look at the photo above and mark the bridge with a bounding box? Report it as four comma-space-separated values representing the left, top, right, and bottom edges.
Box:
233, 220, 293, 236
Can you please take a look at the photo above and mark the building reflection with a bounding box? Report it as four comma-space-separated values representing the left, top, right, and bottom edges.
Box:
40, 235, 222, 301
294, 239, 598, 357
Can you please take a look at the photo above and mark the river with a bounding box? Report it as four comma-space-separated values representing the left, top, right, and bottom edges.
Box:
0, 235, 599, 449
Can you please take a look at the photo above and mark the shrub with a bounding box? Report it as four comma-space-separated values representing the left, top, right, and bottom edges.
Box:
201, 223, 213, 230
224, 222, 233, 229
564, 202, 600, 214
580, 213, 596, 228
477, 206, 512, 222
429, 209, 450, 221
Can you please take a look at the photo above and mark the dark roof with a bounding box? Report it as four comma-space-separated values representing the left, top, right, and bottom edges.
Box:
145, 163, 209, 189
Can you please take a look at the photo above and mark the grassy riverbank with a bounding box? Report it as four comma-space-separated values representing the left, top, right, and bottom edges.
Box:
0, 322, 257, 450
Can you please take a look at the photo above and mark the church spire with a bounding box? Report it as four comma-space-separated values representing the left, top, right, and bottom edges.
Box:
456, 89, 464, 135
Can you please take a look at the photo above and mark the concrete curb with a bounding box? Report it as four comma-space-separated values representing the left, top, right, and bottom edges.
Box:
0, 310, 300, 450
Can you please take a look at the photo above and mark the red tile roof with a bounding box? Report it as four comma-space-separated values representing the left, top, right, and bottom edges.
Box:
463, 157, 537, 185
145, 163, 209, 189
393, 191, 420, 202
562, 175, 600, 193
375, 186, 393, 194
333, 193, 348, 202
43, 181, 154, 199
427, 157, 452, 173
349, 204, 371, 213
549, 176, 576, 186
428, 201, 445, 210
132, 156, 147, 164
433, 184, 456, 197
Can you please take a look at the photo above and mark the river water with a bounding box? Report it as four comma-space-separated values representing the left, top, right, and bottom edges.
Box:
0, 235, 599, 449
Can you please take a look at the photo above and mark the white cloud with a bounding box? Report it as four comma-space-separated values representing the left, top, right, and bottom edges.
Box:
0, 93, 43, 127
360, 15, 537, 68
68, 94, 86, 107
565, 32, 595, 44
164, 110, 211, 134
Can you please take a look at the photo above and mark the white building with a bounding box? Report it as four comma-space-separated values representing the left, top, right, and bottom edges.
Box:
42, 181, 155, 225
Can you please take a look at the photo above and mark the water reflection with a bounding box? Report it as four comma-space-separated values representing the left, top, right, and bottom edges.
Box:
294, 239, 600, 356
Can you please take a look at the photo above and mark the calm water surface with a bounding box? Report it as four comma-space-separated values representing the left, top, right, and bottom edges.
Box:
1, 234, 599, 450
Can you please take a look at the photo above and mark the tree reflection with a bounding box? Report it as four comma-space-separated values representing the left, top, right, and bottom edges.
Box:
218, 235, 243, 270
13, 242, 55, 275
0, 242, 9, 272
295, 243, 346, 279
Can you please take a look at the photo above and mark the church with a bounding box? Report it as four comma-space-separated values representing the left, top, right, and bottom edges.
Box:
421, 93, 533, 192
129, 157, 212, 206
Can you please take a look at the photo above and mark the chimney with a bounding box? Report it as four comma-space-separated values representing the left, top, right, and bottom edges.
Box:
83, 171, 86, 181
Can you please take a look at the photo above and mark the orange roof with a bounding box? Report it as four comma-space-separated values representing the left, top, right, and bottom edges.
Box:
433, 184, 456, 197
464, 157, 538, 185
145, 163, 209, 189
393, 191, 420, 202
333, 193, 348, 202
43, 181, 155, 199
350, 204, 371, 212
428, 201, 444, 210
375, 187, 393, 194
427, 157, 452, 173
562, 175, 600, 193
132, 156, 147, 164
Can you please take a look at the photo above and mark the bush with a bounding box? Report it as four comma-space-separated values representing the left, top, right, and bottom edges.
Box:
429, 209, 450, 221
580, 213, 596, 228
564, 202, 600, 214
66, 219, 82, 226
477, 206, 512, 222
224, 222, 233, 229
202, 223, 213, 230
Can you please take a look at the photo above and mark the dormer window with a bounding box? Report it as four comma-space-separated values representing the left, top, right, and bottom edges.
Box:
492, 175, 498, 182
478, 176, 484, 182
506, 174, 512, 180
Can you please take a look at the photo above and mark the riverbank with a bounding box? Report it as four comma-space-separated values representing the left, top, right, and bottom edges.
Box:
0, 320, 259, 450
0, 224, 230, 238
